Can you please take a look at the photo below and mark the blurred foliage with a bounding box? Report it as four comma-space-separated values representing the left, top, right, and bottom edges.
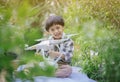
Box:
15, 55, 56, 80
15, 63, 56, 81
0, 0, 120, 82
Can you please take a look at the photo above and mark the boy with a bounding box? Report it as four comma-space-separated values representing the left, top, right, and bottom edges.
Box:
44, 15, 74, 78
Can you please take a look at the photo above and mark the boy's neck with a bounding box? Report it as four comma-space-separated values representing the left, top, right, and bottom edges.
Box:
53, 37, 62, 40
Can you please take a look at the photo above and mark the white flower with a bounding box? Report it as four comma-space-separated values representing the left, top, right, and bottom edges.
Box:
90, 50, 98, 57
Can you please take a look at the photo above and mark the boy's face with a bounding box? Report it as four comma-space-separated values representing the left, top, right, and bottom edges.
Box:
48, 24, 64, 39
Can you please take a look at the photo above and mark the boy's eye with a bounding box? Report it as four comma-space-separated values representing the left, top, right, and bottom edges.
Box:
51, 29, 54, 31
56, 26, 60, 29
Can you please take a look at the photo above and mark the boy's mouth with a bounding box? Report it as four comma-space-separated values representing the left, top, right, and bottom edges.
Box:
54, 33, 62, 39
55, 33, 62, 37
55, 34, 60, 36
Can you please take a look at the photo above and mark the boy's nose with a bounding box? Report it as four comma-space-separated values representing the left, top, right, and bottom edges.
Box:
54, 29, 58, 33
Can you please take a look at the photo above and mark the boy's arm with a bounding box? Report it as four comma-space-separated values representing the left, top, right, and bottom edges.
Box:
60, 39, 74, 62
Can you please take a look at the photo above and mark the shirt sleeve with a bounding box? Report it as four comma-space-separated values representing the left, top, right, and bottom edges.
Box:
60, 39, 74, 63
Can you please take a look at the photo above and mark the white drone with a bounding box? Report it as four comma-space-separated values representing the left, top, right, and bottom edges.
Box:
17, 34, 78, 71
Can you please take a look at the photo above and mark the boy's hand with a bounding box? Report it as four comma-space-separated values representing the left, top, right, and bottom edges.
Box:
48, 50, 65, 59
48, 50, 59, 58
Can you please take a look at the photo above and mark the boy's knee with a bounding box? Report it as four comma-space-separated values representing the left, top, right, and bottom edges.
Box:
55, 65, 72, 78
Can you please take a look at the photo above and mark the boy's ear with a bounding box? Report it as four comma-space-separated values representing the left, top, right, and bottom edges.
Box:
46, 31, 51, 34
62, 26, 64, 30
